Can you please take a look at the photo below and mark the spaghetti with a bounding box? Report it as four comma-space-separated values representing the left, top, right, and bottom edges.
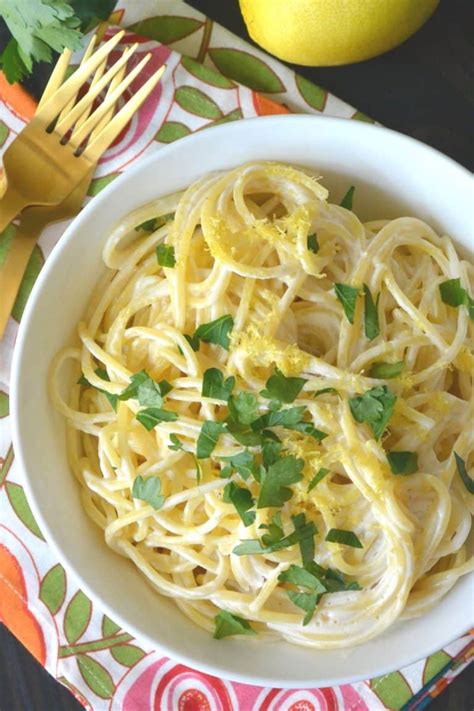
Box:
50, 162, 474, 648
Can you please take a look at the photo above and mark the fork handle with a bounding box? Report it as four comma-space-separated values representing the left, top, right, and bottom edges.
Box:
0, 209, 42, 338
0, 186, 28, 233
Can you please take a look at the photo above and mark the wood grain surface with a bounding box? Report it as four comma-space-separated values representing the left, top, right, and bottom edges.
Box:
0, 0, 472, 708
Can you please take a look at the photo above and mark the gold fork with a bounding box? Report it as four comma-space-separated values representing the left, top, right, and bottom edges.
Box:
0, 30, 165, 232
0, 32, 165, 336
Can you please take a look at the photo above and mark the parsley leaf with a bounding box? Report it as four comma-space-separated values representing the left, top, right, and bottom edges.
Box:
156, 244, 176, 268
340, 186, 355, 210
168, 434, 184, 451
183, 333, 200, 352
118, 370, 172, 406
292, 512, 316, 567
261, 368, 307, 403
454, 452, 474, 494
279, 564, 327, 592
259, 511, 284, 546
219, 449, 256, 480
439, 278, 474, 321
135, 213, 174, 232
325, 528, 363, 548
132, 475, 165, 509
363, 284, 380, 340
334, 283, 359, 324
252, 405, 306, 430
439, 278, 468, 306
136, 408, 178, 430
288, 591, 320, 626
257, 455, 304, 508
0, 39, 28, 83
368, 361, 404, 379
196, 421, 226, 459
349, 385, 397, 440
213, 611, 256, 639
0, 0, 82, 83
262, 441, 282, 467
224, 482, 256, 526
78, 368, 118, 411
307, 233, 319, 254
228, 392, 259, 425
194, 314, 234, 350
202, 368, 235, 402
387, 451, 418, 475
314, 387, 339, 398
233, 519, 317, 556
287, 422, 328, 442
308, 467, 330, 492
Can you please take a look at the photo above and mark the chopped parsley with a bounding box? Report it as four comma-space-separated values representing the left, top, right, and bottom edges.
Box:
132, 475, 165, 510
156, 244, 176, 268
219, 449, 256, 480
260, 368, 307, 404
349, 385, 397, 440
135, 213, 174, 232
307, 233, 319, 254
368, 361, 404, 379
196, 421, 226, 459
257, 455, 304, 508
314, 387, 339, 398
454, 452, 474, 494
202, 368, 235, 402
387, 451, 418, 475
223, 482, 256, 526
78, 368, 118, 411
213, 611, 256, 639
292, 512, 315, 567
307, 467, 330, 492
439, 278, 474, 320
183, 333, 200, 352
340, 186, 355, 210
334, 283, 359, 324
136, 408, 178, 430
278, 561, 360, 626
325, 528, 363, 548
118, 370, 172, 408
233, 517, 317, 556
363, 284, 380, 340
194, 314, 234, 350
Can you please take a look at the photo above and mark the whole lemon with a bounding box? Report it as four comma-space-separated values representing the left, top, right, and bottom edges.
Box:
239, 0, 439, 66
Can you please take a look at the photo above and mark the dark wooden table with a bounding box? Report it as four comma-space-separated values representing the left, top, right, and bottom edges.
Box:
1, 0, 473, 708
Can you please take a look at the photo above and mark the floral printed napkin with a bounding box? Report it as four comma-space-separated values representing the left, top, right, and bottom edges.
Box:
0, 2, 472, 709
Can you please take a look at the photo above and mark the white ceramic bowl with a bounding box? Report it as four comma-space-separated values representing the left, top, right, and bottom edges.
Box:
11, 116, 474, 688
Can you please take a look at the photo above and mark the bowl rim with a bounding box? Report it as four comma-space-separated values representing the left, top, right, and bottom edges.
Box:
10, 114, 474, 689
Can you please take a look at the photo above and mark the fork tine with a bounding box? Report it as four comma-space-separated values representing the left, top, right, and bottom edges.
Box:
55, 43, 139, 137
56, 34, 99, 124
37, 49, 73, 111
36, 30, 125, 125
89, 60, 127, 140
83, 65, 166, 160
70, 53, 151, 147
